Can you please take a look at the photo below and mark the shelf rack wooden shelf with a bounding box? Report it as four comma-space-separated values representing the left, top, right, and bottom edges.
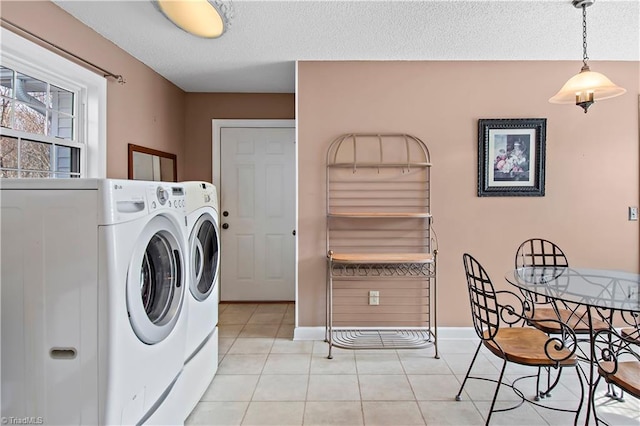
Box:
325, 133, 438, 359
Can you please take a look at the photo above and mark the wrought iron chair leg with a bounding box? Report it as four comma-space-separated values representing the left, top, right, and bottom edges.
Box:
455, 341, 482, 401
535, 366, 556, 400
592, 375, 608, 426
573, 365, 585, 426
605, 384, 625, 402
617, 388, 625, 402
486, 360, 508, 426
540, 367, 563, 398
605, 383, 615, 398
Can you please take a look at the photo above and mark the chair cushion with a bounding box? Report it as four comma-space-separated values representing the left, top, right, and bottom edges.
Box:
483, 327, 577, 366
598, 360, 640, 399
528, 307, 610, 334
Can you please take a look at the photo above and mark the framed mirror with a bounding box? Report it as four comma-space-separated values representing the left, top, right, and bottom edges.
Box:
128, 144, 177, 182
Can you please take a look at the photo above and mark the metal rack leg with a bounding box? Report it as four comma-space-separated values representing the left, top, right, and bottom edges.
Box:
433, 251, 439, 359
327, 259, 334, 359
325, 263, 329, 344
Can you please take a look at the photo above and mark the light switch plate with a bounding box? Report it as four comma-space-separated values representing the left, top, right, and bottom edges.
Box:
629, 206, 638, 221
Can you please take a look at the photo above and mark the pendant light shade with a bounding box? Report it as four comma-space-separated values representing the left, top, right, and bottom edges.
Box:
549, 65, 627, 104
157, 0, 232, 39
549, 0, 626, 113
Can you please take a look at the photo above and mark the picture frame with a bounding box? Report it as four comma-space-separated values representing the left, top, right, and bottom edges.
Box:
478, 118, 546, 197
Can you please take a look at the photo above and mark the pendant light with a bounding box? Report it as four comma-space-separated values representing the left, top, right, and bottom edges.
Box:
549, 0, 626, 113
156, 0, 233, 39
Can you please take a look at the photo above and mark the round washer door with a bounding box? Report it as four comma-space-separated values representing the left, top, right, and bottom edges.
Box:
189, 212, 219, 301
127, 215, 186, 344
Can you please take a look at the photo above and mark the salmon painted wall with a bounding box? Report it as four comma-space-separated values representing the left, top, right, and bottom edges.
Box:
4, 2, 638, 329
1, 1, 186, 179
297, 61, 640, 327
183, 93, 295, 181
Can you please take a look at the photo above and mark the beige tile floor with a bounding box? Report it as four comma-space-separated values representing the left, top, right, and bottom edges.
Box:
186, 303, 640, 426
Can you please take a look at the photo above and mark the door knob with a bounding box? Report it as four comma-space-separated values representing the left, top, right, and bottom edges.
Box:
222, 223, 229, 229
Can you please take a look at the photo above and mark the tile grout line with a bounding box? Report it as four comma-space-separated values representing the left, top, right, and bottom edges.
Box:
241, 303, 283, 426
398, 349, 429, 426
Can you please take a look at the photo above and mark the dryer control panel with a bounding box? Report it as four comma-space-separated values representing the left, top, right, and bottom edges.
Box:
184, 181, 218, 213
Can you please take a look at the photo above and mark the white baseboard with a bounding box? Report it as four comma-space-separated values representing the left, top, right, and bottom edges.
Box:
293, 326, 325, 341
293, 326, 477, 341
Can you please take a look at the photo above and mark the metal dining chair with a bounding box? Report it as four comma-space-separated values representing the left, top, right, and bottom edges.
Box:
514, 238, 611, 399
620, 311, 640, 343
515, 239, 571, 330
592, 327, 640, 423
607, 311, 640, 403
515, 238, 611, 333
456, 253, 584, 425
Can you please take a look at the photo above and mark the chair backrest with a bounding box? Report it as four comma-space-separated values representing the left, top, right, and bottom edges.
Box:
515, 238, 569, 268
462, 253, 500, 341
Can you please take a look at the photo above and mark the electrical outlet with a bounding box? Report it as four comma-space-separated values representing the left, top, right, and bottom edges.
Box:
629, 206, 638, 221
368, 290, 379, 305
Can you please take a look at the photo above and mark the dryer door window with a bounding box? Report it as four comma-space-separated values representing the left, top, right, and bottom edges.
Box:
127, 215, 186, 344
190, 213, 219, 301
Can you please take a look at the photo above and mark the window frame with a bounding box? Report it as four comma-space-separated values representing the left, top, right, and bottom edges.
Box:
0, 27, 106, 178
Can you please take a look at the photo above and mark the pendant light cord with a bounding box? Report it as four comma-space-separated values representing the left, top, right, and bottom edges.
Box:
582, 4, 590, 70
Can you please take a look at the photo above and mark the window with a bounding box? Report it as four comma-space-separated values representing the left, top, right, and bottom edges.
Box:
1, 66, 80, 177
0, 28, 106, 178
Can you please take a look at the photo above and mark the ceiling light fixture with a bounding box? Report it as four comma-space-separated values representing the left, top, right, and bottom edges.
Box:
156, 0, 233, 39
549, 0, 626, 113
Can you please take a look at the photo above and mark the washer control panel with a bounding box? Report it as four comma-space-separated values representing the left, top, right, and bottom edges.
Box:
148, 184, 186, 213
156, 186, 169, 205
102, 180, 187, 225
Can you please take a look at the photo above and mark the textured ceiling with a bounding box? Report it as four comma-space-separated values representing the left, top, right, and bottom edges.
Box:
53, 0, 639, 93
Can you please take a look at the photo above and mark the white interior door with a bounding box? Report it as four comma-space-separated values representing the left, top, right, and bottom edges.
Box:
219, 126, 296, 301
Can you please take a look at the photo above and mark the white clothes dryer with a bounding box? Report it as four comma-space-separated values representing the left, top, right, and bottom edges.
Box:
0, 179, 188, 425
169, 181, 221, 420
183, 181, 220, 359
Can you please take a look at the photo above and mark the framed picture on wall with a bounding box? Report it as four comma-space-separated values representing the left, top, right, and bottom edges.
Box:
478, 118, 546, 197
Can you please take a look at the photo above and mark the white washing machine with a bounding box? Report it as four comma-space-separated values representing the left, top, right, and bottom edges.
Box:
174, 181, 221, 420
0, 178, 188, 425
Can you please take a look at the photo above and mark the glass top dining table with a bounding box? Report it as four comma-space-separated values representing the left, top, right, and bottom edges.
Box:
505, 266, 640, 314
505, 266, 640, 424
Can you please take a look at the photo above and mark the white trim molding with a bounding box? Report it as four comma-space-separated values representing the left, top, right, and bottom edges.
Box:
211, 118, 298, 321
1, 27, 107, 178
211, 119, 295, 190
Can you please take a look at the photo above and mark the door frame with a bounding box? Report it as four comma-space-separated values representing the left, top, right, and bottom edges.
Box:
212, 119, 298, 320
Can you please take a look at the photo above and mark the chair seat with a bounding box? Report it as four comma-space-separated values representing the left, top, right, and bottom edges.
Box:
598, 360, 640, 399
621, 327, 640, 343
483, 327, 578, 366
528, 307, 610, 333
